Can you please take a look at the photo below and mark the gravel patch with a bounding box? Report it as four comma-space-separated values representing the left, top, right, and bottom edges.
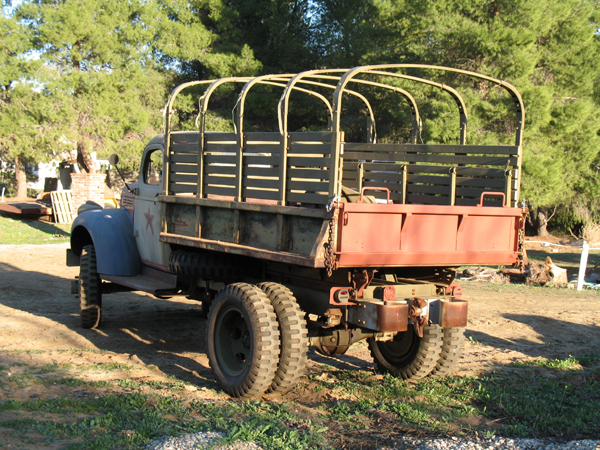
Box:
146, 431, 264, 450
146, 432, 600, 450
380, 436, 600, 450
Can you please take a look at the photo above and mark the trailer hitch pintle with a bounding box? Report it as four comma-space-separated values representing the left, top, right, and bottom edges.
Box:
409, 297, 429, 338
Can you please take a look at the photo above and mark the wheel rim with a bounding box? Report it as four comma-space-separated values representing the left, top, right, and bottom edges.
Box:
214, 305, 251, 377
378, 329, 418, 365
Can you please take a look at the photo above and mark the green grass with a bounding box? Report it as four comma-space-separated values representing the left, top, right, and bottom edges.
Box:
0, 211, 71, 245
0, 391, 327, 449
1, 353, 599, 448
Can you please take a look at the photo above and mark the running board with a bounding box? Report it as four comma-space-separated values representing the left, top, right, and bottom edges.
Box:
101, 265, 178, 295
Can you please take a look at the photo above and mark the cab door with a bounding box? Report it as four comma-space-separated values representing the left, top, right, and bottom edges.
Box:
133, 145, 171, 270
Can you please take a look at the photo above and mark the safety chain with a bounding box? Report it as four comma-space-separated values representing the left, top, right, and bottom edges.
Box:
324, 210, 339, 277
516, 207, 527, 268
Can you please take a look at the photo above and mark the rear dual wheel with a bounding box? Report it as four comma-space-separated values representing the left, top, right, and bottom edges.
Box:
207, 282, 308, 398
257, 282, 308, 394
368, 325, 464, 380
207, 283, 280, 398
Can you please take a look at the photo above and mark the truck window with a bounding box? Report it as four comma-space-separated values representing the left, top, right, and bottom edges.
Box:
144, 148, 163, 186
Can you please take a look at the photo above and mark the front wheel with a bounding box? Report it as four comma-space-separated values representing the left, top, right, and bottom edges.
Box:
368, 324, 443, 380
79, 245, 102, 329
207, 283, 280, 398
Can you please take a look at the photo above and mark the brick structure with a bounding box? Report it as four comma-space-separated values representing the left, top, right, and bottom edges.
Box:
70, 173, 106, 220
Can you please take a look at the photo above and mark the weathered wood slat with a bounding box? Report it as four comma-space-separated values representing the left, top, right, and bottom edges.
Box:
405, 193, 450, 205
343, 151, 518, 167
171, 131, 200, 143
456, 177, 505, 188
245, 132, 283, 142
204, 175, 236, 186
289, 131, 333, 142
170, 173, 198, 183
242, 188, 279, 200
344, 143, 520, 156
406, 175, 452, 185
171, 163, 199, 174
203, 165, 236, 175
204, 154, 237, 165
204, 143, 238, 153
171, 143, 198, 154
288, 168, 330, 179
244, 178, 280, 189
454, 198, 481, 206
362, 180, 405, 192
287, 191, 329, 204
406, 184, 451, 196
170, 154, 198, 163
287, 156, 331, 167
170, 183, 197, 194
287, 180, 329, 191
289, 142, 331, 154
245, 167, 279, 178
457, 167, 507, 177
204, 185, 236, 197
243, 155, 279, 166
204, 132, 238, 142
455, 186, 505, 198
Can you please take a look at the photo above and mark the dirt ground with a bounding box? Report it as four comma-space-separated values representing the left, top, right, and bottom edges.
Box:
0, 242, 599, 445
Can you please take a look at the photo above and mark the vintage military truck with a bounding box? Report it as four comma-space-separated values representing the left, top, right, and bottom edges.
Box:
67, 64, 526, 398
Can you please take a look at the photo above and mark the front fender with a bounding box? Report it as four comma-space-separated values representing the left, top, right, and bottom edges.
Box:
71, 208, 142, 277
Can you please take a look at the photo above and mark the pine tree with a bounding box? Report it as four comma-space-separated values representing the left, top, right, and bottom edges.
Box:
356, 0, 600, 233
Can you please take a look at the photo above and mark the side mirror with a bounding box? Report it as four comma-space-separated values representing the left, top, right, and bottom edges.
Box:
108, 154, 132, 194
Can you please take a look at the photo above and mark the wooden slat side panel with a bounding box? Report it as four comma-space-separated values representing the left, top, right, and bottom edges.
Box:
343, 151, 518, 167
344, 143, 519, 156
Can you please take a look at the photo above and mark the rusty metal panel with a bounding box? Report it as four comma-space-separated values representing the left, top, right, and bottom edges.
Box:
441, 299, 468, 328
335, 202, 523, 268
348, 301, 409, 332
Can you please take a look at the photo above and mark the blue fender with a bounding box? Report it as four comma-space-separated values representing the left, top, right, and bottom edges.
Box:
70, 208, 142, 277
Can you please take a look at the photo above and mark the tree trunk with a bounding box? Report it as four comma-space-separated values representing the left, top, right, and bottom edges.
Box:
14, 155, 27, 199
77, 136, 96, 174
536, 207, 549, 236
